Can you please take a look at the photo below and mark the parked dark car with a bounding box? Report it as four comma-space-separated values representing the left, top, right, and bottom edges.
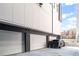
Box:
48, 39, 65, 48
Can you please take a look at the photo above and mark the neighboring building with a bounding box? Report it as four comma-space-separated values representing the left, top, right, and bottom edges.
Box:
0, 3, 61, 55
61, 28, 76, 39
61, 31, 67, 39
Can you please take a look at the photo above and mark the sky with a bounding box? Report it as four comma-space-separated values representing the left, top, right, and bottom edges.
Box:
61, 3, 76, 31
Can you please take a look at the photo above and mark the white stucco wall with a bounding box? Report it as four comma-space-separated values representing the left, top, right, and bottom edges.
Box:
25, 3, 52, 33
0, 3, 52, 33
0, 3, 61, 34
53, 4, 61, 35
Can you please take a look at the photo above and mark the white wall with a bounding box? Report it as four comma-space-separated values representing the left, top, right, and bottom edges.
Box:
0, 30, 22, 55
12, 3, 25, 26
53, 4, 61, 35
25, 4, 40, 29
40, 4, 52, 33
0, 4, 13, 23
0, 3, 52, 33
25, 3, 52, 33
0, 3, 61, 34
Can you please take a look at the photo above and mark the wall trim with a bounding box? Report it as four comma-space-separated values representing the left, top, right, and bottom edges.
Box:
0, 21, 59, 36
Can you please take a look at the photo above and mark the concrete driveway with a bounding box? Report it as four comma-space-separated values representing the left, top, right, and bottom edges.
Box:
11, 46, 79, 56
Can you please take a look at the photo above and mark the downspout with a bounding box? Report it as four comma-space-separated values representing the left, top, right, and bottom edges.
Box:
52, 3, 53, 34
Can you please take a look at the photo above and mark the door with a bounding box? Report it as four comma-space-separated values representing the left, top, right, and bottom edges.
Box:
30, 34, 46, 50
0, 30, 22, 55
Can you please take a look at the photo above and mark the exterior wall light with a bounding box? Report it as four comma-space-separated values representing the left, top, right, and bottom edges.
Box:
39, 3, 43, 7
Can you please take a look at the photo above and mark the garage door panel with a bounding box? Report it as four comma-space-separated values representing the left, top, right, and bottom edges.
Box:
0, 30, 22, 55
30, 34, 46, 50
